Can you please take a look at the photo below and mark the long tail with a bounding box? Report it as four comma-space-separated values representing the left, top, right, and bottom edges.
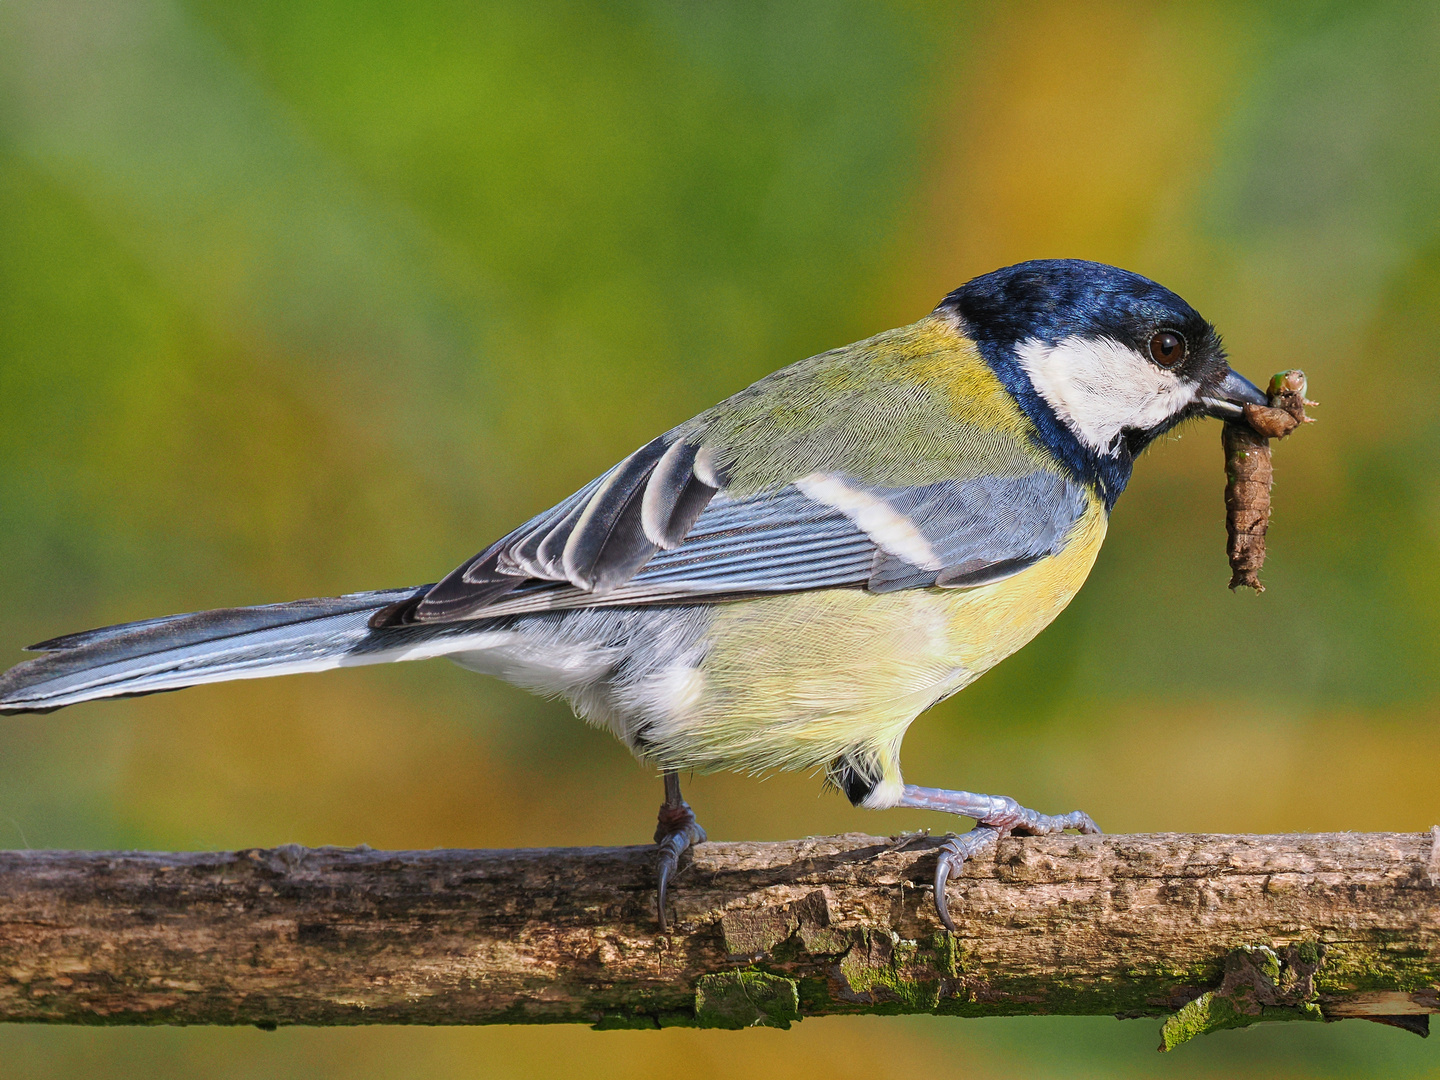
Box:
0, 585, 470, 714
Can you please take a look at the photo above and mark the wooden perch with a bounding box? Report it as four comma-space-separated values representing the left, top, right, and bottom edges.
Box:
2, 831, 1438, 1045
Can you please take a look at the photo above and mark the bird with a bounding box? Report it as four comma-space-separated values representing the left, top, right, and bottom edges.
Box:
0, 259, 1267, 932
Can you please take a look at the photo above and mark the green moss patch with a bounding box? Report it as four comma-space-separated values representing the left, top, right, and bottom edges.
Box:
694, 971, 801, 1029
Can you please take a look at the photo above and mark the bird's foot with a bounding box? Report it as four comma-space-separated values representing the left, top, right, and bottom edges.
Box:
899, 785, 1100, 933
654, 772, 707, 931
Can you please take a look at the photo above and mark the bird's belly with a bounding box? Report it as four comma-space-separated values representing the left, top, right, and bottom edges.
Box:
633, 503, 1108, 776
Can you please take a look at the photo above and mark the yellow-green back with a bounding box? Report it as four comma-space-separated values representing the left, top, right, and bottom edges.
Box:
685, 316, 1050, 494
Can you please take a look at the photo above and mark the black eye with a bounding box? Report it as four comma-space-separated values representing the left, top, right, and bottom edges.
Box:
1149, 330, 1186, 366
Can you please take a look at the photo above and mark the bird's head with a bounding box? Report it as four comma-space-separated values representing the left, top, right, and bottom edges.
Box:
937, 259, 1266, 507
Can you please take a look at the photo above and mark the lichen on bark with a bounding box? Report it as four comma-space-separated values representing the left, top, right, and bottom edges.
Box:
1159, 944, 1325, 1051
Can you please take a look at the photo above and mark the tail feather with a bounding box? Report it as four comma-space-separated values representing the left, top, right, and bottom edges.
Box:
0, 586, 439, 714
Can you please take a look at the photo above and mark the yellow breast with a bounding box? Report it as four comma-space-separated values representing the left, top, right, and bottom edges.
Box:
639, 495, 1108, 780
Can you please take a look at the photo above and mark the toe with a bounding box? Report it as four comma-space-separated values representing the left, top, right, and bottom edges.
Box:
933, 848, 958, 933
655, 847, 679, 931
654, 823, 704, 932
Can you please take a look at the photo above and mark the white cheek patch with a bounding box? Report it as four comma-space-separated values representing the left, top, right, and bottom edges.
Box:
1015, 336, 1198, 453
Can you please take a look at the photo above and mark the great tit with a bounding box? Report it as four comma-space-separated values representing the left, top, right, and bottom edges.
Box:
0, 259, 1268, 931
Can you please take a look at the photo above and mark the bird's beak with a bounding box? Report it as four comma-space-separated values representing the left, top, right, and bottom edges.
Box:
1200, 367, 1268, 420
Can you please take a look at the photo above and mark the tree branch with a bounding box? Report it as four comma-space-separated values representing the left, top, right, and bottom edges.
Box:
2, 832, 1438, 1042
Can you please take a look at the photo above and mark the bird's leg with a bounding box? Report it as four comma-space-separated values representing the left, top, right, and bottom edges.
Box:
897, 785, 1101, 933
653, 770, 707, 932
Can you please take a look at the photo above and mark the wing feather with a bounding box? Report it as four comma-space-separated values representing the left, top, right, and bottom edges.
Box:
403, 432, 1090, 625
643, 440, 717, 548
502, 476, 604, 579
559, 436, 670, 589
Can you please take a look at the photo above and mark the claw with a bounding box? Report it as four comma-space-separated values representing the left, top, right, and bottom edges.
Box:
655, 820, 706, 931
899, 785, 1101, 933
655, 831, 683, 931
933, 846, 957, 933
653, 772, 706, 932
932, 825, 1002, 933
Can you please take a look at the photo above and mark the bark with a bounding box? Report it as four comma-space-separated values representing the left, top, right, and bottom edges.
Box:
1, 831, 1437, 1041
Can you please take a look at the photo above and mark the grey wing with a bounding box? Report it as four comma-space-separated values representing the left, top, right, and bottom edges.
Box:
406, 433, 719, 622
397, 433, 1091, 624
864, 471, 1091, 592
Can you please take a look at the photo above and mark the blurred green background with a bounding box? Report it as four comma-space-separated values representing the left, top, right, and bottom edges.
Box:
1, 0, 1438, 1076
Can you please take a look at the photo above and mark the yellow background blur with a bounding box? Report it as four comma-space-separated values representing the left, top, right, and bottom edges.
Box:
2, 1, 1439, 1076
